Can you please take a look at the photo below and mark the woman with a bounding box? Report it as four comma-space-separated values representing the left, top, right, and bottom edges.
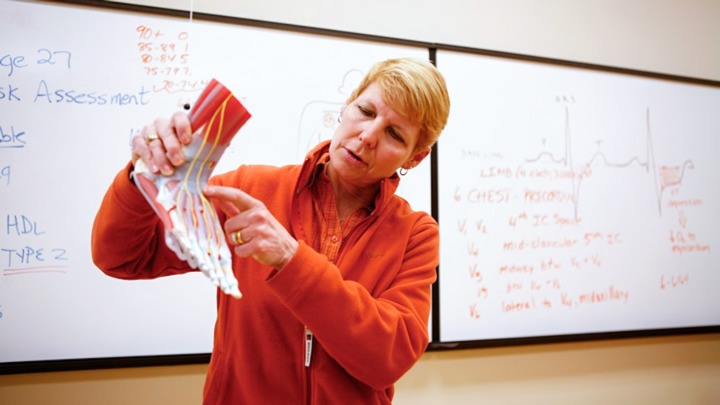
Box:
92, 57, 450, 404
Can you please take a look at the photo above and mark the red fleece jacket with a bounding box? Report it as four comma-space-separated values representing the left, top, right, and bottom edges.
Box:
91, 141, 438, 404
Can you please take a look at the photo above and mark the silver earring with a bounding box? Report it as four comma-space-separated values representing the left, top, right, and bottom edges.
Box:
399, 168, 409, 176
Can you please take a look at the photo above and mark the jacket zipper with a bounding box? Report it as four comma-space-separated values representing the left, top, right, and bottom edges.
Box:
304, 327, 314, 367
304, 327, 313, 404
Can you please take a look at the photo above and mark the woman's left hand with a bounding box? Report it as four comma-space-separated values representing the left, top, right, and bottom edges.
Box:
204, 185, 299, 269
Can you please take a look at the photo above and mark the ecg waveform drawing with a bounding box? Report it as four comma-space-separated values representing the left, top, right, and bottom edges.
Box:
525, 106, 695, 218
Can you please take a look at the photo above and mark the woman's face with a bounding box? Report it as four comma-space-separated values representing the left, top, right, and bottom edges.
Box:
328, 83, 428, 190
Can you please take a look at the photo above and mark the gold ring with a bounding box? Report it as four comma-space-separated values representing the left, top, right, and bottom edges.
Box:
230, 230, 244, 245
144, 133, 160, 144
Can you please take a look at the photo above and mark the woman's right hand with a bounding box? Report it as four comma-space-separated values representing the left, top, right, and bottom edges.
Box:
131, 111, 194, 175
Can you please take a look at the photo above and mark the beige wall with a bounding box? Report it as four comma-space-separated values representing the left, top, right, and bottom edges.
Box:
2, 0, 718, 403
2, 333, 719, 404
113, 0, 720, 82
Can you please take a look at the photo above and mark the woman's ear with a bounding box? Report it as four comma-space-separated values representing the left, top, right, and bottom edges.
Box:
403, 147, 431, 170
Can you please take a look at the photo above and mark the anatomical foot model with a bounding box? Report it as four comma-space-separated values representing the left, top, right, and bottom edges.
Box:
134, 79, 251, 298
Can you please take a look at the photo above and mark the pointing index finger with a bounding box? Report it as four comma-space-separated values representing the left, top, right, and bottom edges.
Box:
204, 185, 258, 215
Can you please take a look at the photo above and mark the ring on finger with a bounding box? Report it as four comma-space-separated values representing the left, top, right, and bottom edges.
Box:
144, 133, 160, 144
231, 230, 244, 246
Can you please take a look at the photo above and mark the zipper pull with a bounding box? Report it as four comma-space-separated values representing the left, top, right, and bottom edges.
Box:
304, 328, 313, 367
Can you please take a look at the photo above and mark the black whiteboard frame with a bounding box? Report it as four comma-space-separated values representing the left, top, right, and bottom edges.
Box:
2, 0, 718, 374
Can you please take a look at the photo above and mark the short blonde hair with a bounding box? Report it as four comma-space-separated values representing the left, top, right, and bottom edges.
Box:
347, 57, 451, 152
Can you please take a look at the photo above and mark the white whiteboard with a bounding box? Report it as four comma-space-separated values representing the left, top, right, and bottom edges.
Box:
0, 0, 430, 367
436, 49, 720, 343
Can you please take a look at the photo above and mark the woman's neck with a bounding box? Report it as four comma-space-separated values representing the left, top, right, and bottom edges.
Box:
325, 165, 378, 222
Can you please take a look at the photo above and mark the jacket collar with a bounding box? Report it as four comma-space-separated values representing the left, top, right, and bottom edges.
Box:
295, 140, 401, 214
